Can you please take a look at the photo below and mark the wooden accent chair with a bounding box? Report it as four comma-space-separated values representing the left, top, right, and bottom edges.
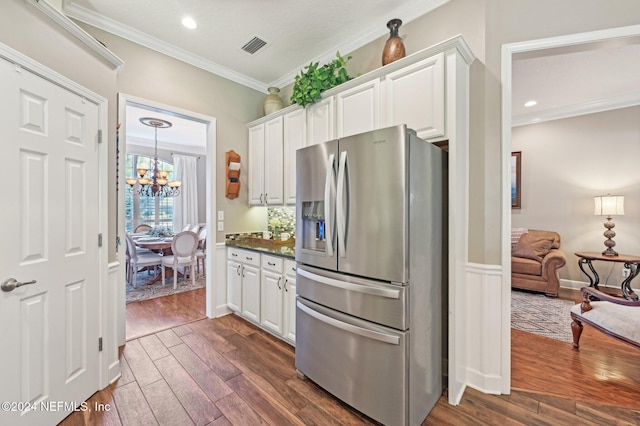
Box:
570, 287, 640, 349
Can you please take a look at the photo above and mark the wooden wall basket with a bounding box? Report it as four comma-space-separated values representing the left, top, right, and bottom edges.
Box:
225, 150, 241, 199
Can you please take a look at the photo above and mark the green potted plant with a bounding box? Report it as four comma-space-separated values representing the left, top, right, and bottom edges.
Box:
290, 52, 353, 108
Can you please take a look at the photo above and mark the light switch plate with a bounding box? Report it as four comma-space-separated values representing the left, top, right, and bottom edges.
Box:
217, 221, 224, 231
217, 210, 224, 221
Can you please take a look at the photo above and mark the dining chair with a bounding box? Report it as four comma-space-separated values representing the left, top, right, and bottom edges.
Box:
195, 227, 207, 278
181, 224, 191, 232
134, 223, 153, 233
161, 231, 199, 289
125, 234, 163, 288
190, 224, 200, 234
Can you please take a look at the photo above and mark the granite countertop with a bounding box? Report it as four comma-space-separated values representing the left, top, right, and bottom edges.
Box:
226, 239, 295, 259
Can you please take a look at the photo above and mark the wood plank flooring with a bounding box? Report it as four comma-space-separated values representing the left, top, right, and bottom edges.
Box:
61, 289, 640, 425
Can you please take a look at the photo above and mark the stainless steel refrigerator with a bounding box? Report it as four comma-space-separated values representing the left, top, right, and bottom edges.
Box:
295, 124, 447, 426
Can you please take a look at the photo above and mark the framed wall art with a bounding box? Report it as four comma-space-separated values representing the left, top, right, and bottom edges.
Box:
511, 151, 521, 209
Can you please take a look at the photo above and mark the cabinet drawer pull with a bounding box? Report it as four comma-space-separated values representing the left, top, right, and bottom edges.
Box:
246, 256, 253, 261
284, 279, 288, 292
268, 262, 276, 266
277, 277, 282, 290
231, 253, 238, 257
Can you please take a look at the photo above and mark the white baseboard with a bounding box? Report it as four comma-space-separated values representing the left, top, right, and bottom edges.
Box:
560, 278, 618, 290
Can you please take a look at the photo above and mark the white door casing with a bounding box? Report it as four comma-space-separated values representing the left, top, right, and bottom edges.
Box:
0, 55, 102, 425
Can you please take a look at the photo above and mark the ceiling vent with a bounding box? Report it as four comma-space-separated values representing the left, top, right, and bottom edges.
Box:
241, 37, 267, 54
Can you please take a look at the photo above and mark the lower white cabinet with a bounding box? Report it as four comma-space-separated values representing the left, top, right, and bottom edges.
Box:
283, 260, 297, 343
226, 247, 261, 324
227, 248, 296, 344
260, 255, 284, 335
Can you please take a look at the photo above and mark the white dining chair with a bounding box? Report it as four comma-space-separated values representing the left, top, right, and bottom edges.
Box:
195, 227, 207, 278
181, 224, 191, 232
134, 223, 153, 233
161, 231, 199, 289
125, 234, 163, 288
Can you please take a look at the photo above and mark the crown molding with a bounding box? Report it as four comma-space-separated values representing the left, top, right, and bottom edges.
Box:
512, 92, 640, 127
63, 3, 268, 92
26, 0, 124, 70
64, 0, 450, 93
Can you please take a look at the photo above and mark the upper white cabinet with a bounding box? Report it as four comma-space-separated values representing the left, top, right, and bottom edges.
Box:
306, 97, 335, 146
336, 79, 380, 138
248, 116, 283, 205
283, 108, 306, 205
385, 53, 445, 140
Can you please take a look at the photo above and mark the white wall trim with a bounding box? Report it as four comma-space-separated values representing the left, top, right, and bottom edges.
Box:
465, 263, 504, 395
106, 262, 122, 385
25, 0, 124, 70
501, 23, 640, 397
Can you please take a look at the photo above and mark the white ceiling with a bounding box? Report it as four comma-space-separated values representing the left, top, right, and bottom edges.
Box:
63, 0, 449, 92
67, 1, 640, 143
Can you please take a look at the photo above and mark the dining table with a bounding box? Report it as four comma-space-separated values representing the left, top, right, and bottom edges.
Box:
132, 234, 177, 285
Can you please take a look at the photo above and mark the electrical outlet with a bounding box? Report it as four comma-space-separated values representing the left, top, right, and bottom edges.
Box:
622, 268, 630, 279
217, 221, 224, 231
217, 210, 224, 221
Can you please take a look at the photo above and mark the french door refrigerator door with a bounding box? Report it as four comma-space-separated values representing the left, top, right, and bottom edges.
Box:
296, 297, 409, 426
296, 139, 339, 271
337, 125, 409, 283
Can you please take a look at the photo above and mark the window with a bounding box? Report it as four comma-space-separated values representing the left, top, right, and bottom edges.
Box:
125, 153, 176, 233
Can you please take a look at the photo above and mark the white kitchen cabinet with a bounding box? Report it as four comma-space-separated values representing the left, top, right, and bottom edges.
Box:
283, 260, 297, 343
385, 53, 445, 140
336, 79, 380, 138
227, 248, 261, 324
248, 116, 283, 206
260, 255, 284, 335
226, 259, 242, 313
283, 108, 306, 205
306, 97, 335, 146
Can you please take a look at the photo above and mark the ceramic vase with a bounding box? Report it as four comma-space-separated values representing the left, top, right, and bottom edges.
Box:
264, 87, 284, 115
382, 19, 406, 65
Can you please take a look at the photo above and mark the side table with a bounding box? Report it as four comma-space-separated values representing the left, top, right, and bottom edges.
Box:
575, 252, 640, 301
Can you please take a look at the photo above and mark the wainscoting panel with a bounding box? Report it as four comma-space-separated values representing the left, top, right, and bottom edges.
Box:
215, 243, 231, 317
465, 263, 504, 394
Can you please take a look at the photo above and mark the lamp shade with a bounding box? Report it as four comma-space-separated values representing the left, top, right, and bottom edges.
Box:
594, 195, 624, 216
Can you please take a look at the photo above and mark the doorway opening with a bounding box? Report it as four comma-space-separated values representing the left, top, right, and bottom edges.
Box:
118, 94, 217, 341
501, 25, 640, 393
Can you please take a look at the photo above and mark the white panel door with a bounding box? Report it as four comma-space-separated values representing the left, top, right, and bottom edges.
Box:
248, 124, 265, 205
0, 58, 100, 425
385, 53, 445, 139
307, 97, 335, 146
263, 116, 283, 205
336, 79, 380, 138
283, 108, 306, 205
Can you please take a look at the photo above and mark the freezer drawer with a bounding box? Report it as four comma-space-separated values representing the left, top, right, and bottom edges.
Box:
296, 297, 409, 426
296, 264, 408, 330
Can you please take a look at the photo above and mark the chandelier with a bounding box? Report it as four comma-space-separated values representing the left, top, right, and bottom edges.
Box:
126, 117, 182, 197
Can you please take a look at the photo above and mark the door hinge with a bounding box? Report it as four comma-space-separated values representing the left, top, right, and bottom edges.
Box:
98, 129, 103, 144
98, 337, 103, 352
98, 233, 103, 247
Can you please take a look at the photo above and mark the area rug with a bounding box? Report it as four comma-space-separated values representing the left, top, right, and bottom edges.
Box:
126, 271, 205, 304
511, 290, 576, 344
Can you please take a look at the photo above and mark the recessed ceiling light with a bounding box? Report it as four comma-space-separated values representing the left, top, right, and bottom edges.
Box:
524, 100, 537, 107
182, 17, 197, 29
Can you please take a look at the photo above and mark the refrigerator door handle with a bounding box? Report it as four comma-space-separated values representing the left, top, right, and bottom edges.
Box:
297, 300, 400, 345
297, 267, 400, 299
336, 150, 349, 257
324, 153, 336, 256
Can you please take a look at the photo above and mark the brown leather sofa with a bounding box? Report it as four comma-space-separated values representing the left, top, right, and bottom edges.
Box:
511, 229, 567, 297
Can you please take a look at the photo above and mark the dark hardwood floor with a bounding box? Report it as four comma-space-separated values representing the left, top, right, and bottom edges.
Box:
61, 289, 640, 425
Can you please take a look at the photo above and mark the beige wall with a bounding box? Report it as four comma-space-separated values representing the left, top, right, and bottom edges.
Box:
0, 0, 119, 261
512, 106, 640, 283
77, 25, 268, 244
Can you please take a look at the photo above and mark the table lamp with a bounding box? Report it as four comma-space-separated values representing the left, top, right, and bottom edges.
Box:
594, 194, 624, 256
